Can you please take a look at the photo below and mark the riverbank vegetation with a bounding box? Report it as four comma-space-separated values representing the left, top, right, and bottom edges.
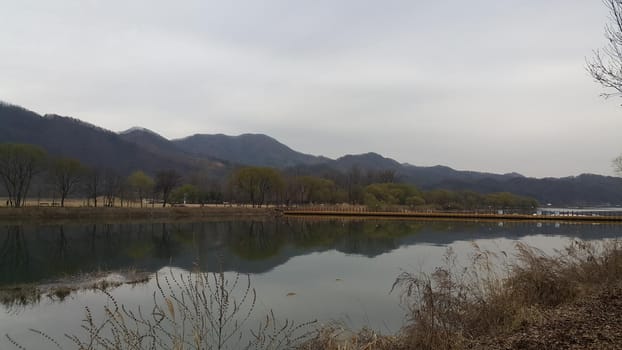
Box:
6, 269, 316, 350
362, 183, 537, 211
5, 237, 621, 349
0, 270, 150, 311
0, 206, 279, 223
304, 239, 622, 349
0, 142, 537, 211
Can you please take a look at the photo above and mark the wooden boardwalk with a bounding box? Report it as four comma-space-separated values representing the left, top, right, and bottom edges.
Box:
282, 209, 622, 222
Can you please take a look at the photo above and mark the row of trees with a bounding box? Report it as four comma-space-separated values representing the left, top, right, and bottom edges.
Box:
227, 166, 538, 210
0, 143, 199, 207
0, 143, 538, 210
363, 183, 538, 210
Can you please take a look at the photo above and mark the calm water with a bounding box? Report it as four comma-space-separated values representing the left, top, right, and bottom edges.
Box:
1, 218, 621, 348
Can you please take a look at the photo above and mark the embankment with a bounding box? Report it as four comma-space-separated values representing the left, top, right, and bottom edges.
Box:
284, 209, 622, 222
0, 206, 279, 223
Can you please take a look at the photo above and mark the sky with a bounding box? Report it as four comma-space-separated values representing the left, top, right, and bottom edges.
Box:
1, 0, 621, 178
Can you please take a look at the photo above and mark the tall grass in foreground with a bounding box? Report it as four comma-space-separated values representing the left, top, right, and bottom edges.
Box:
301, 239, 622, 350
6, 240, 622, 349
6, 269, 316, 350
390, 239, 622, 350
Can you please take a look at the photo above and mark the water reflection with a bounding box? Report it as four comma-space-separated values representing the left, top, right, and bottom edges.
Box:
2, 218, 622, 349
1, 219, 622, 286
0, 226, 30, 276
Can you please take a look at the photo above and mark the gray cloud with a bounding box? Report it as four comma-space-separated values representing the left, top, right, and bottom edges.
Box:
0, 0, 620, 177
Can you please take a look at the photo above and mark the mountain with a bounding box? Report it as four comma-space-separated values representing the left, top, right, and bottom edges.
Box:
400, 164, 524, 189
119, 127, 185, 156
332, 152, 402, 171
118, 127, 230, 178
0, 103, 220, 175
293, 152, 622, 205
2, 101, 621, 205
431, 174, 622, 206
294, 153, 523, 188
173, 133, 327, 168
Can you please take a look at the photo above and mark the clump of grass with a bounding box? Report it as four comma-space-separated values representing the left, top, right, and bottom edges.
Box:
299, 324, 403, 350
48, 287, 73, 301
89, 279, 122, 290
0, 286, 41, 309
251, 310, 317, 349
389, 239, 622, 349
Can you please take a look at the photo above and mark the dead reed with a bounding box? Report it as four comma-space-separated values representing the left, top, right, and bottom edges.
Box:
6, 269, 315, 350
388, 239, 622, 349
299, 239, 622, 350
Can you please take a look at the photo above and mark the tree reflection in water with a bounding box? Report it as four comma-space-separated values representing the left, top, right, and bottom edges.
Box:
0, 226, 30, 280
2, 219, 620, 290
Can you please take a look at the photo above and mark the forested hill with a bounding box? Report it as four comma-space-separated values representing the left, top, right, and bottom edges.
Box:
0, 102, 224, 175
287, 154, 622, 206
173, 133, 328, 168
2, 101, 622, 206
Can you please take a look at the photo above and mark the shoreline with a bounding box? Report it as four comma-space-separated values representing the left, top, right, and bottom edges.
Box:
283, 209, 622, 222
2, 206, 622, 224
0, 206, 280, 223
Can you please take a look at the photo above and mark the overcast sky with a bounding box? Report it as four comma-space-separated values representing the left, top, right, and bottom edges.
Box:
1, 0, 621, 178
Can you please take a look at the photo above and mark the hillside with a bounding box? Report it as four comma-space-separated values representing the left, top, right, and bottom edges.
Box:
118, 127, 229, 177
0, 103, 221, 175
286, 152, 622, 206
432, 174, 622, 206
2, 101, 622, 205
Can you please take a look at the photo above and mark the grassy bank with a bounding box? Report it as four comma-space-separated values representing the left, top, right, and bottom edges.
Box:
303, 239, 622, 349
0, 206, 280, 223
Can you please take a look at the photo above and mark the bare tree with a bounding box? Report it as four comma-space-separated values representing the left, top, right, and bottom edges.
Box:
155, 169, 181, 207
49, 158, 86, 207
102, 169, 124, 207
84, 167, 102, 207
0, 143, 46, 207
588, 0, 622, 97
590, 1, 622, 174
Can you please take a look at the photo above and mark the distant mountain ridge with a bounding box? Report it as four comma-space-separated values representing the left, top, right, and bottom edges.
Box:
1, 101, 622, 205
173, 133, 328, 168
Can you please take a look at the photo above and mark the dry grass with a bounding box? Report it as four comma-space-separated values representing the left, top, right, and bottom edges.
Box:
385, 239, 622, 350
300, 239, 622, 350
0, 206, 277, 224
6, 269, 315, 350
299, 325, 404, 350
0, 286, 40, 310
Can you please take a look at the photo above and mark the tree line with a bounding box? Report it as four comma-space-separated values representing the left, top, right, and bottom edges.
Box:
0, 143, 538, 210
0, 143, 196, 207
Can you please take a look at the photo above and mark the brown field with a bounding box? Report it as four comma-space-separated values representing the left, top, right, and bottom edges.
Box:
0, 197, 228, 208
0, 199, 279, 223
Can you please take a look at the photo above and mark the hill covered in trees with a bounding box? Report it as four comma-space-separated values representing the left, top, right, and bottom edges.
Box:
0, 103, 225, 175
173, 133, 328, 168
1, 101, 622, 206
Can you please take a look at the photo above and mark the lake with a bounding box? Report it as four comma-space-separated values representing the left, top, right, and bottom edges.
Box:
1, 218, 621, 348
